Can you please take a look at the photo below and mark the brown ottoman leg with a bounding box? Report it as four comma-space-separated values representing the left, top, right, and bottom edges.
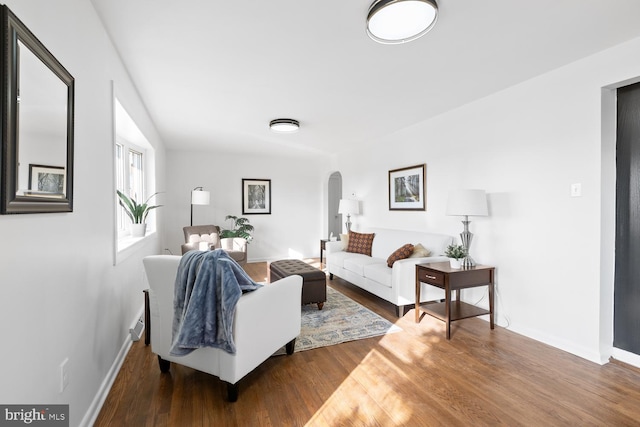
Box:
317, 302, 324, 310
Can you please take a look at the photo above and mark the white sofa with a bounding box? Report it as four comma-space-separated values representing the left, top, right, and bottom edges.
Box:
325, 228, 453, 316
143, 255, 302, 401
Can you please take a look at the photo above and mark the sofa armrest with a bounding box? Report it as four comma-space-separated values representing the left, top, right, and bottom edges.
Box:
218, 274, 302, 383
392, 256, 449, 305
325, 240, 344, 253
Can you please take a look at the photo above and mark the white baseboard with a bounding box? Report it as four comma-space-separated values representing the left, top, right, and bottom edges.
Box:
504, 323, 603, 365
79, 306, 144, 427
79, 335, 132, 427
611, 347, 640, 368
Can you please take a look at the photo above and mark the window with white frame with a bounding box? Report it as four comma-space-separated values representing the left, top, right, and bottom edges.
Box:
114, 97, 156, 250
115, 140, 146, 235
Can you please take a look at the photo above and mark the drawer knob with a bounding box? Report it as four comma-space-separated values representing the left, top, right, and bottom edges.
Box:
425, 275, 436, 280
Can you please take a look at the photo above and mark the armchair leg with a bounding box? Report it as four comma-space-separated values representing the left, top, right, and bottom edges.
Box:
158, 356, 170, 373
286, 338, 296, 355
329, 273, 334, 280
226, 382, 239, 402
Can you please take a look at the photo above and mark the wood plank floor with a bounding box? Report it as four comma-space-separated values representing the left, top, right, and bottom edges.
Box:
95, 260, 640, 426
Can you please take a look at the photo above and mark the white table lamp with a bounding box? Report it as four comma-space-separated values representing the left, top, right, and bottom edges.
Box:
446, 189, 488, 267
338, 199, 360, 232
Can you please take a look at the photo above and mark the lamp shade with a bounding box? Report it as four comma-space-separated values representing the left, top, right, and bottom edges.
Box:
338, 199, 360, 215
366, 0, 438, 44
191, 189, 210, 205
446, 189, 488, 216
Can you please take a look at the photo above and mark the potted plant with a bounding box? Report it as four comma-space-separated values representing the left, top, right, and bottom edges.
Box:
220, 215, 254, 249
444, 244, 467, 269
116, 190, 162, 237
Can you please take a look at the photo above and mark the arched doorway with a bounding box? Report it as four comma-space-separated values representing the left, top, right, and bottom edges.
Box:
327, 172, 342, 239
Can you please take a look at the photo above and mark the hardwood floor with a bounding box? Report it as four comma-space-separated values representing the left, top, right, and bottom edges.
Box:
95, 260, 640, 426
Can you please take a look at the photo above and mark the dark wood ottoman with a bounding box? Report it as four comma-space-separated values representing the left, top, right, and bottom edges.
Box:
269, 259, 327, 310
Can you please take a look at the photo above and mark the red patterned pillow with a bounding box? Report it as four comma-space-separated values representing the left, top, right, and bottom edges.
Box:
387, 244, 415, 267
346, 231, 375, 256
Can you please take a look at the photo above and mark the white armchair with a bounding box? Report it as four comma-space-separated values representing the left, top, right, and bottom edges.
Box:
142, 255, 302, 401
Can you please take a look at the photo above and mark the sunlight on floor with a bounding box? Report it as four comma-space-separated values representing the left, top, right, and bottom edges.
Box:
305, 348, 414, 426
380, 318, 443, 365
304, 314, 446, 427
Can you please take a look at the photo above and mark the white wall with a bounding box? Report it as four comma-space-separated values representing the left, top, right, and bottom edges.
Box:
165, 150, 334, 263
1, 3, 637, 424
336, 36, 640, 364
0, 1, 166, 426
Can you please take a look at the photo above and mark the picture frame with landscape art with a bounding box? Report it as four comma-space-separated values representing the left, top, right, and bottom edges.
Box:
27, 164, 66, 198
388, 164, 426, 211
242, 178, 271, 214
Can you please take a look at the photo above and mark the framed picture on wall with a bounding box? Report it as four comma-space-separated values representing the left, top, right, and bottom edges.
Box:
242, 178, 271, 214
27, 164, 66, 198
388, 164, 426, 211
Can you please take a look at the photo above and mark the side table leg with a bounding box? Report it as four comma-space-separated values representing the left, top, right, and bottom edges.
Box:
445, 287, 451, 339
489, 279, 495, 330
415, 272, 420, 323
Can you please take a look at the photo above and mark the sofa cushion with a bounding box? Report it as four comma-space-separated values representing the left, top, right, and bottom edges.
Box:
346, 231, 375, 256
327, 250, 354, 268
344, 255, 384, 276
387, 243, 414, 267
363, 263, 393, 288
366, 228, 452, 260
340, 233, 349, 250
410, 243, 431, 258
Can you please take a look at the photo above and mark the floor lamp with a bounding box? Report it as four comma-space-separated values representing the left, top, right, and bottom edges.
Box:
446, 189, 488, 267
191, 187, 210, 226
338, 199, 360, 232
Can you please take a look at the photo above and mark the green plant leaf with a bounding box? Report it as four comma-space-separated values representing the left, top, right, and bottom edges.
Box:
444, 244, 467, 259
220, 215, 254, 243
117, 190, 162, 224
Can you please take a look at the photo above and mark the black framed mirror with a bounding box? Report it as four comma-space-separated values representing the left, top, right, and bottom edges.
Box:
1, 5, 74, 214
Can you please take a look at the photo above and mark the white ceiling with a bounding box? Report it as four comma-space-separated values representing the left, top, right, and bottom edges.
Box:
91, 0, 640, 157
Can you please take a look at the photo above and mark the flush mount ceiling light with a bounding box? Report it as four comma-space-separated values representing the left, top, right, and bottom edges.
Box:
366, 0, 438, 44
269, 118, 299, 133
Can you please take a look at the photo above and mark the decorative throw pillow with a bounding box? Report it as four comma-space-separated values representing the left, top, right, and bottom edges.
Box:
387, 243, 415, 267
409, 243, 431, 258
340, 233, 349, 250
346, 231, 375, 256
189, 232, 219, 245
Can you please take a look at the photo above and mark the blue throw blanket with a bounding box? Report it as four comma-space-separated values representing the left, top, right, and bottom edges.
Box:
170, 249, 262, 355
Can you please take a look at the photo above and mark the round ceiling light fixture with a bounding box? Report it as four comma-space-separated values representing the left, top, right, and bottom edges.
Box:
269, 118, 300, 133
366, 0, 438, 44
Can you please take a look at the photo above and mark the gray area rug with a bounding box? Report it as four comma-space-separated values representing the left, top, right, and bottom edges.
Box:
280, 286, 402, 354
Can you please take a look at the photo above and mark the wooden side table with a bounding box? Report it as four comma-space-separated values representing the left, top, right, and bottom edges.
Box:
320, 239, 329, 265
415, 262, 495, 339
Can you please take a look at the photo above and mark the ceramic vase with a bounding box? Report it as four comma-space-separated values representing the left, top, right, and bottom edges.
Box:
221, 237, 234, 250
131, 223, 146, 237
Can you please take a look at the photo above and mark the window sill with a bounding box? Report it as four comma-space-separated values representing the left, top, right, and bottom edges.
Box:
114, 230, 157, 265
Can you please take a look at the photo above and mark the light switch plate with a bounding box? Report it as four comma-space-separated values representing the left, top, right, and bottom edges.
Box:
571, 183, 582, 197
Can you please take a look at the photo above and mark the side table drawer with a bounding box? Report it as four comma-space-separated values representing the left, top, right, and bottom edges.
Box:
417, 268, 444, 286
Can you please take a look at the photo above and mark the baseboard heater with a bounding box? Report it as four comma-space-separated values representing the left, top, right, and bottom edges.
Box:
130, 317, 145, 341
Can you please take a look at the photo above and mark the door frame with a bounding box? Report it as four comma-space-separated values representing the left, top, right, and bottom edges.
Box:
601, 78, 640, 367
